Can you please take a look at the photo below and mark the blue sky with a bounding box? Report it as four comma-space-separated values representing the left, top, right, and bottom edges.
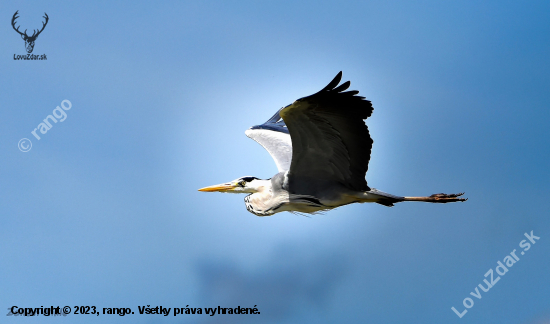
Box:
1, 0, 549, 323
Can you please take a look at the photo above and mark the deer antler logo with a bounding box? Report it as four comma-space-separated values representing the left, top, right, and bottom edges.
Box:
11, 11, 49, 54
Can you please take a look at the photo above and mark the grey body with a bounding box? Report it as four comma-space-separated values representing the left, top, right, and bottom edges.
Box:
243, 172, 405, 216
199, 72, 466, 216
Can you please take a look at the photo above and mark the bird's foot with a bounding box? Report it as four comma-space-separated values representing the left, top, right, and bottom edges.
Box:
428, 192, 467, 203
403, 192, 467, 203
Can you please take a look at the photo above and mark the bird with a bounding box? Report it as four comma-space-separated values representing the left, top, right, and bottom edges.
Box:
198, 72, 467, 216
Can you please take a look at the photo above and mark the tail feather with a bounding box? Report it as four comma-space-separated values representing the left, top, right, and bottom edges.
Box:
363, 189, 404, 207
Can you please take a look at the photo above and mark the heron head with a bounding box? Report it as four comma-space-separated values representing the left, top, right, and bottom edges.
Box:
198, 176, 265, 194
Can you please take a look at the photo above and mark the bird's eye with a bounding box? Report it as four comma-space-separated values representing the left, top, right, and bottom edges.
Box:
240, 180, 246, 187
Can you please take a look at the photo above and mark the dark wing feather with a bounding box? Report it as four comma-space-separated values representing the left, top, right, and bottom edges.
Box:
280, 72, 373, 194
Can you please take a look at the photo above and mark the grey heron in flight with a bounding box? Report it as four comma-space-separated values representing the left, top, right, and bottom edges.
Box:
199, 72, 466, 216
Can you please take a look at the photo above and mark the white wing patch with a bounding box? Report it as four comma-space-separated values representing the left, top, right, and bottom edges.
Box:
245, 128, 292, 172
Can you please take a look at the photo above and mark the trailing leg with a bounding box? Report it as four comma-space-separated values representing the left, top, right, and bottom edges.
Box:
403, 192, 467, 203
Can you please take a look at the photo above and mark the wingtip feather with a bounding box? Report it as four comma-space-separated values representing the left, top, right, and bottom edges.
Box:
320, 71, 343, 92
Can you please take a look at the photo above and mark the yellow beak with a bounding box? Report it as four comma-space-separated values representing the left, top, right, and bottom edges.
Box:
198, 183, 237, 192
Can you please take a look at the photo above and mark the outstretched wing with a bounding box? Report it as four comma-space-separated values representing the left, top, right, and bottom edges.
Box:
280, 71, 374, 194
245, 109, 293, 172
